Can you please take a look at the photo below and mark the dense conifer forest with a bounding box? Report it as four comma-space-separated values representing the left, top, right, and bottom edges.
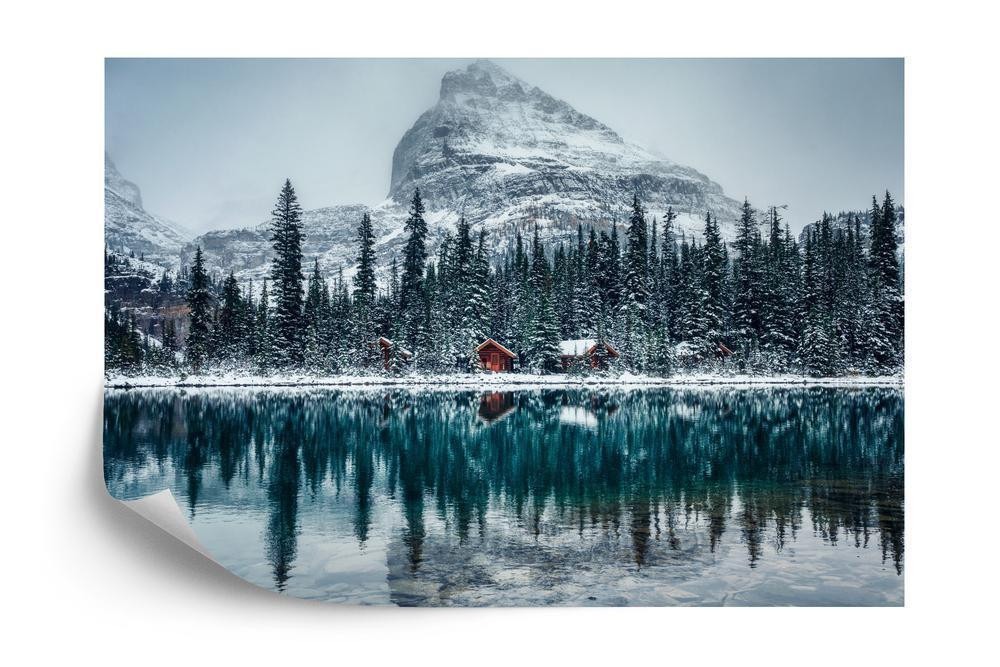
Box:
105, 180, 904, 378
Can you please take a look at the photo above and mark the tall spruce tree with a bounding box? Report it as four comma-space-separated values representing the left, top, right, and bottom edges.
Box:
185, 246, 212, 371
465, 231, 492, 349
352, 211, 379, 364
255, 280, 272, 372
217, 271, 245, 363
732, 198, 764, 363
269, 179, 305, 367
798, 230, 834, 375
399, 189, 428, 355
620, 194, 651, 370
660, 208, 679, 343
760, 207, 796, 368
868, 191, 902, 371
701, 212, 728, 355
527, 225, 561, 372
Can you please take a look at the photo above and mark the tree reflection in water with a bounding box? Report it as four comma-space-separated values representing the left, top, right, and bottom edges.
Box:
104, 387, 903, 600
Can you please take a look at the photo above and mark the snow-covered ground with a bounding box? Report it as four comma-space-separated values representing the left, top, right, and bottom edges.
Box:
105, 371, 903, 389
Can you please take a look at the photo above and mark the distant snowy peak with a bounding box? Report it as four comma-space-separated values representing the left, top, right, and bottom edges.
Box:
389, 60, 740, 243
190, 60, 745, 284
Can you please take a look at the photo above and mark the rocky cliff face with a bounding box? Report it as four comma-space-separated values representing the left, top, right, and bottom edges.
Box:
389, 60, 740, 240
160, 60, 744, 281
104, 154, 190, 269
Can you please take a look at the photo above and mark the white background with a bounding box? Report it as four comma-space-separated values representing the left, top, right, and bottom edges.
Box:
2, 1, 998, 664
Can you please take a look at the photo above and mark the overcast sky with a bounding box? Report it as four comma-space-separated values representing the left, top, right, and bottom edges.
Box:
105, 58, 903, 234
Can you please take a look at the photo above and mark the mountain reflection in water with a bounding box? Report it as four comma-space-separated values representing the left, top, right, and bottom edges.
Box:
104, 386, 903, 606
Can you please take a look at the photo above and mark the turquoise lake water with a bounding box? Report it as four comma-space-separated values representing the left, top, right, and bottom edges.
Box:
103, 386, 903, 606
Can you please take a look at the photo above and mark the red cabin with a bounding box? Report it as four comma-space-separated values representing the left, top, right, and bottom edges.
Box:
377, 336, 413, 371
475, 338, 516, 372
559, 338, 620, 370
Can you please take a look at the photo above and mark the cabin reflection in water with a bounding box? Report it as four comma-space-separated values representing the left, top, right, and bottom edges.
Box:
103, 387, 904, 606
477, 392, 516, 423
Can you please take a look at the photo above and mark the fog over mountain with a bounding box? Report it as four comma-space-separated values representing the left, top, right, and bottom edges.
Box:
108, 60, 756, 281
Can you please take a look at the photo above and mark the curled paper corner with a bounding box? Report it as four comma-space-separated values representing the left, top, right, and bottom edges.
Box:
120, 489, 214, 560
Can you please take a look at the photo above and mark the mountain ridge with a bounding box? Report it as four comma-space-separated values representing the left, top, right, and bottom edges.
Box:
104, 154, 191, 270
111, 60, 746, 281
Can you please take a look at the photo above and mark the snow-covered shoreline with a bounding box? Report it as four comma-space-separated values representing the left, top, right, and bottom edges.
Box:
105, 372, 903, 390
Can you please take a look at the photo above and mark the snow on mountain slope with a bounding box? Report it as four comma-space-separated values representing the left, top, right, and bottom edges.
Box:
389, 60, 740, 241
105, 154, 191, 270
184, 60, 744, 282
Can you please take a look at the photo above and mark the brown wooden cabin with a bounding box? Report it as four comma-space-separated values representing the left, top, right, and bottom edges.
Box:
377, 336, 413, 371
475, 338, 517, 372
559, 338, 620, 371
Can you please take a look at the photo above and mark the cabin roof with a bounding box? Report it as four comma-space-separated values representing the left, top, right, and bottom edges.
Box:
475, 337, 517, 358
378, 336, 412, 359
559, 338, 620, 357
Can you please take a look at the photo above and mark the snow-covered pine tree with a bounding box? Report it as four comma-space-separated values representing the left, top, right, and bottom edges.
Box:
243, 280, 257, 362
453, 217, 482, 363
572, 224, 589, 337
329, 268, 352, 371
510, 230, 532, 363
465, 231, 492, 349
217, 271, 245, 364
842, 215, 868, 369
399, 189, 428, 356
731, 198, 765, 367
490, 261, 512, 347
303, 260, 329, 372
760, 207, 795, 370
527, 225, 561, 372
254, 280, 273, 373
868, 191, 902, 372
660, 208, 679, 344
798, 230, 829, 375
583, 228, 601, 337
701, 212, 728, 357
269, 179, 306, 367
185, 246, 212, 372
352, 211, 379, 367
619, 194, 651, 371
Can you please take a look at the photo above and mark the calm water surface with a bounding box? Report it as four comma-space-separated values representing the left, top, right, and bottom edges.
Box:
104, 386, 903, 606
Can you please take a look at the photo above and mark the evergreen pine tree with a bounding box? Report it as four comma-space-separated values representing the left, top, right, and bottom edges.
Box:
526, 225, 561, 372
868, 191, 903, 371
701, 212, 728, 356
352, 211, 379, 365
660, 208, 679, 343
217, 271, 244, 364
399, 189, 428, 355
255, 280, 272, 373
620, 194, 651, 370
269, 179, 305, 367
732, 198, 764, 365
185, 246, 212, 372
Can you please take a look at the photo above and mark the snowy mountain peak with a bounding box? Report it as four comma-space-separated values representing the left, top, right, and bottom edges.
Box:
179, 61, 744, 283
439, 59, 526, 100
390, 60, 739, 241
105, 154, 190, 268
105, 153, 143, 208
